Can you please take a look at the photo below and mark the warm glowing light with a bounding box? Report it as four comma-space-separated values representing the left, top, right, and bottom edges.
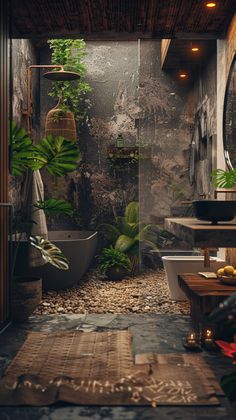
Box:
206, 329, 213, 338
179, 73, 187, 78
186, 332, 197, 342
206, 2, 217, 8
191, 47, 199, 52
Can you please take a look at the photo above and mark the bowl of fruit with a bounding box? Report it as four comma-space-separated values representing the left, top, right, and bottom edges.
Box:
216, 265, 236, 285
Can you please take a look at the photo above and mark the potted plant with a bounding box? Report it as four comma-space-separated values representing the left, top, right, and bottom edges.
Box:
99, 201, 157, 274
10, 121, 80, 321
98, 247, 131, 281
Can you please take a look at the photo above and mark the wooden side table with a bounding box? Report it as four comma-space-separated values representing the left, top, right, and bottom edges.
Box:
178, 273, 236, 330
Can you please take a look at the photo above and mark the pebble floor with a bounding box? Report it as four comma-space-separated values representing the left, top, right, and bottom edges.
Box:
34, 268, 190, 315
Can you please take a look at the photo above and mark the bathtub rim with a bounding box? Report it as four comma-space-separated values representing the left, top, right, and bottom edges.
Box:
12, 230, 98, 243
48, 230, 98, 242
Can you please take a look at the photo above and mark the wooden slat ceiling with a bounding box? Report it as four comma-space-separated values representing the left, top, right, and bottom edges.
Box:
11, 0, 236, 40
162, 39, 216, 70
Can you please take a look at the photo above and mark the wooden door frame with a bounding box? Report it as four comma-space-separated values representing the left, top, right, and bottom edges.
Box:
0, 0, 10, 329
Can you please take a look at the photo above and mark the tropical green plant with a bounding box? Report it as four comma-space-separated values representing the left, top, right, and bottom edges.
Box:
30, 135, 80, 176
99, 202, 158, 274
98, 247, 131, 274
211, 168, 236, 189
34, 199, 73, 216
48, 39, 92, 123
11, 121, 35, 176
30, 236, 69, 270
11, 123, 80, 177
10, 122, 80, 276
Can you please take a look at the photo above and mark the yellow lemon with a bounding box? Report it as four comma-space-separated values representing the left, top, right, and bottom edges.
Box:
217, 268, 225, 277
223, 265, 235, 276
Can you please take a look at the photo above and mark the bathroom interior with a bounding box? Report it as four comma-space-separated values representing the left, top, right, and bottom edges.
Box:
1, 0, 236, 417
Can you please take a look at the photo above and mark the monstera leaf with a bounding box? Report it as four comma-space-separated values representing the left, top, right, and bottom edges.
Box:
30, 236, 69, 270
31, 135, 80, 176
34, 199, 73, 216
10, 121, 35, 176
211, 168, 236, 189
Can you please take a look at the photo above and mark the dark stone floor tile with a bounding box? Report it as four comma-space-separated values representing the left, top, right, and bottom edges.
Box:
0, 314, 235, 419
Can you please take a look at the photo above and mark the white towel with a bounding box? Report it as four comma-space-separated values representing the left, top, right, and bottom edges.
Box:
23, 170, 48, 267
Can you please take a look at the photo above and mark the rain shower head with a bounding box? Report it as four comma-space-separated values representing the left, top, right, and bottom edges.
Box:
43, 69, 80, 81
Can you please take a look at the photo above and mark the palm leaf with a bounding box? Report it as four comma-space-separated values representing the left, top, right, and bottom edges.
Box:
31, 135, 80, 176
211, 169, 236, 189
30, 236, 69, 270
10, 122, 35, 176
140, 238, 158, 251
122, 222, 139, 238
115, 234, 136, 252
139, 224, 158, 242
124, 201, 139, 224
34, 199, 73, 216
99, 223, 120, 244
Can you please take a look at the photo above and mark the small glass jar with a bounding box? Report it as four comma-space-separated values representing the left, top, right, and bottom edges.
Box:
116, 134, 124, 148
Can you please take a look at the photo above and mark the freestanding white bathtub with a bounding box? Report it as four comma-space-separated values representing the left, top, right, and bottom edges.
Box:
15, 231, 98, 291
162, 256, 225, 301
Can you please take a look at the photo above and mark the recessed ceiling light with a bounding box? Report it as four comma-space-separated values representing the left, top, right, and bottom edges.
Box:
191, 47, 199, 52
179, 73, 187, 78
206, 2, 217, 8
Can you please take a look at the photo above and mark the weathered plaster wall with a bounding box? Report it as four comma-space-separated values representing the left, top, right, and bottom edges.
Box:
217, 14, 236, 171
12, 39, 38, 127
11, 38, 222, 239
10, 39, 38, 207
188, 48, 217, 199
138, 40, 194, 223
217, 14, 236, 264
39, 40, 196, 232
40, 41, 140, 230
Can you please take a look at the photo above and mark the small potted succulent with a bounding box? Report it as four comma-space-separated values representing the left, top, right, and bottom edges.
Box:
98, 247, 131, 281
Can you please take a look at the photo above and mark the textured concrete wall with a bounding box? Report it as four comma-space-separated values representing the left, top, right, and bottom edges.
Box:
217, 14, 236, 171
39, 40, 196, 231
138, 40, 193, 223
189, 49, 217, 199
217, 14, 236, 264
40, 41, 140, 230
11, 39, 221, 235
10, 39, 38, 208
12, 39, 39, 129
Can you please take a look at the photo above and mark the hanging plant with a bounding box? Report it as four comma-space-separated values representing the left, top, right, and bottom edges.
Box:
47, 39, 92, 124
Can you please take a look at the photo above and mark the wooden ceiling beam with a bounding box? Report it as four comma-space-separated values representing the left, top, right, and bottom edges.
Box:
161, 39, 171, 69
10, 0, 235, 41
11, 30, 224, 43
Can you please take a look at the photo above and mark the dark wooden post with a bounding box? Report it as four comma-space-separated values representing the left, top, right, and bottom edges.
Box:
0, 0, 10, 326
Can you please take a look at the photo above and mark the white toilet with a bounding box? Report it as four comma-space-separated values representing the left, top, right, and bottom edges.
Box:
162, 256, 225, 301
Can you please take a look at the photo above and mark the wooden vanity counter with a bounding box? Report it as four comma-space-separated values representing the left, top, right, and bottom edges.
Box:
165, 218, 236, 248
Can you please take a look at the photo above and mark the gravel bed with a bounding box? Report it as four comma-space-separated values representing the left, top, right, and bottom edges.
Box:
34, 268, 190, 315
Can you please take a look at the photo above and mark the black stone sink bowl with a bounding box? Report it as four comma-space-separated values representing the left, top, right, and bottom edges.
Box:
192, 200, 236, 224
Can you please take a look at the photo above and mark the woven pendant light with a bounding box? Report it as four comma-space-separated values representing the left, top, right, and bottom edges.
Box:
45, 99, 77, 142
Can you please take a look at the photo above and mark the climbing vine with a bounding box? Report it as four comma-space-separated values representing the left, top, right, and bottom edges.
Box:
47, 39, 92, 124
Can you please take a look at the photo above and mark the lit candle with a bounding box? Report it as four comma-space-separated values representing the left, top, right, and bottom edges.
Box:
202, 329, 215, 350
183, 332, 202, 351
206, 329, 213, 339
187, 333, 197, 344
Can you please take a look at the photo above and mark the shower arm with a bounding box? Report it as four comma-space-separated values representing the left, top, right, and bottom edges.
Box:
22, 64, 64, 136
